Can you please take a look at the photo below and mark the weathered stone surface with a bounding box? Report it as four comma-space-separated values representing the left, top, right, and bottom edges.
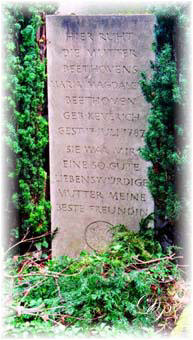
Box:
46, 15, 155, 257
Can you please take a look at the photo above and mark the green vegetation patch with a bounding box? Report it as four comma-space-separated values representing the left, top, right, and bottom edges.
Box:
4, 226, 185, 337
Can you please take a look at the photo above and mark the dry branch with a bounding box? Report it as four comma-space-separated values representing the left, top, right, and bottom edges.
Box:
4, 231, 51, 256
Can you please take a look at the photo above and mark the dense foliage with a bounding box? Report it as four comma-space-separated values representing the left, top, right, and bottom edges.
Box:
4, 226, 184, 337
3, 4, 56, 252
2, 4, 190, 338
3, 3, 189, 254
139, 6, 189, 250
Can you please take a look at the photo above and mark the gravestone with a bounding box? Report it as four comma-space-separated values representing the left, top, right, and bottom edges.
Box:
46, 15, 155, 257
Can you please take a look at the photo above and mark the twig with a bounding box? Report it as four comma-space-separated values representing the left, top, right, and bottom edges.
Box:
8, 303, 45, 316
132, 253, 176, 265
4, 231, 51, 256
5, 265, 86, 279
55, 277, 64, 303
5, 272, 56, 279
137, 295, 147, 313
20, 278, 47, 299
7, 303, 106, 323
17, 257, 44, 276
44, 305, 69, 311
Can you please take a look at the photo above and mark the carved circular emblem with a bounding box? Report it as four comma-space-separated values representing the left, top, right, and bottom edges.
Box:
84, 220, 113, 252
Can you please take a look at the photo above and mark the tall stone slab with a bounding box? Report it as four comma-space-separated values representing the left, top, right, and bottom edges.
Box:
46, 15, 155, 257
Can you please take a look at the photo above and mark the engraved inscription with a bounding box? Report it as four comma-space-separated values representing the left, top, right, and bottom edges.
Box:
63, 64, 139, 74
49, 79, 139, 90
85, 221, 113, 252
58, 127, 145, 137
63, 95, 140, 105
56, 204, 148, 217
62, 112, 140, 121
55, 174, 148, 187
57, 188, 146, 202
47, 15, 155, 257
62, 159, 141, 171
62, 48, 138, 58
66, 31, 135, 41
61, 145, 139, 158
